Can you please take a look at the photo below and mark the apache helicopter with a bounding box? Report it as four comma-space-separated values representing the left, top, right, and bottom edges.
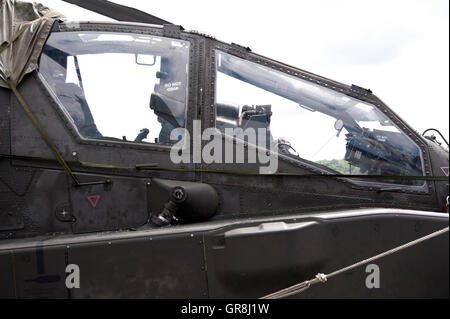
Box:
0, 0, 448, 299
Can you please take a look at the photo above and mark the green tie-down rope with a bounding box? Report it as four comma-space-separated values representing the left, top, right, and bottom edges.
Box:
0, 11, 60, 54
0, 153, 448, 182
5, 73, 79, 185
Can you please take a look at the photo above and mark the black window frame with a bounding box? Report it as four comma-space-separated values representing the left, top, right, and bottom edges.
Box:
37, 21, 202, 153
206, 41, 431, 193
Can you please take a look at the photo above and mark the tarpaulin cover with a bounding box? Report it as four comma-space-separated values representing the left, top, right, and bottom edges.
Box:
0, 0, 63, 88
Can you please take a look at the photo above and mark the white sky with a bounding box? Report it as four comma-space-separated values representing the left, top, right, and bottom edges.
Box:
41, 0, 449, 142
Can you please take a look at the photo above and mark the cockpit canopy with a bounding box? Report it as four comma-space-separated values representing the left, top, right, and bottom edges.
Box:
39, 31, 189, 144
214, 51, 425, 183
38, 28, 425, 185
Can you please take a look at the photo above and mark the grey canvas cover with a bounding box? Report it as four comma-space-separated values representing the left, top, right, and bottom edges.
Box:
0, 0, 62, 88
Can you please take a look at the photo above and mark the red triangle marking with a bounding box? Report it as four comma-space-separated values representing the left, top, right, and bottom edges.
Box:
87, 195, 100, 208
441, 167, 449, 177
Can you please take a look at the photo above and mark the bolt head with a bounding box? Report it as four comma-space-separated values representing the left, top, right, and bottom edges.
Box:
171, 187, 186, 202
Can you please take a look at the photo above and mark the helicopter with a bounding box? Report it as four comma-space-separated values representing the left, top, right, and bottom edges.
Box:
0, 0, 448, 299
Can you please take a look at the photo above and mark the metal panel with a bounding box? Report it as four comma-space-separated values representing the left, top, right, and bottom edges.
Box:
0, 88, 10, 155
68, 233, 208, 298
69, 174, 149, 233
8, 245, 68, 298
0, 251, 16, 298
203, 212, 449, 298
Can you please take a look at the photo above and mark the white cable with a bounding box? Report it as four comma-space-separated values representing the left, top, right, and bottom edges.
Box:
260, 226, 449, 299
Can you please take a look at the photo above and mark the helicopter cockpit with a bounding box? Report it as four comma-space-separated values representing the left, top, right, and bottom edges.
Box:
215, 51, 425, 183
37, 30, 426, 185
38, 31, 189, 144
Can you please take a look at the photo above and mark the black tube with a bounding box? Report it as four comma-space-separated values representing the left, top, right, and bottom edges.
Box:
423, 128, 449, 147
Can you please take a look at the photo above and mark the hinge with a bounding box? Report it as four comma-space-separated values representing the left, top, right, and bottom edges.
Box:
351, 84, 372, 95
163, 24, 184, 39
231, 42, 252, 53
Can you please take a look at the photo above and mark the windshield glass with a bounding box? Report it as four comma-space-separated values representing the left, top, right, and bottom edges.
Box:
215, 51, 424, 185
38, 31, 190, 144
